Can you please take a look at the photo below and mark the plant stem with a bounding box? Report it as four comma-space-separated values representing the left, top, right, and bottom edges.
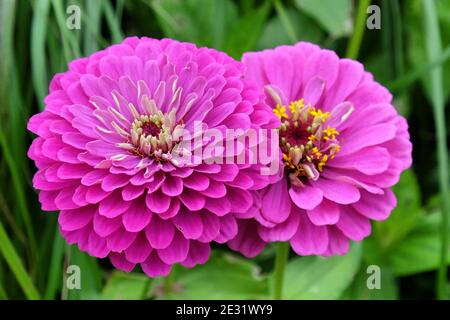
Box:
273, 242, 290, 300
273, 0, 298, 43
421, 0, 449, 300
346, 0, 371, 59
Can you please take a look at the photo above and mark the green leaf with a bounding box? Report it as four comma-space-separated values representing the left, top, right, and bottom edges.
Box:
372, 170, 423, 251
149, 0, 238, 49
342, 264, 398, 300
102, 271, 151, 300
66, 247, 103, 300
387, 212, 450, 276
257, 8, 322, 50
281, 243, 362, 299
166, 253, 268, 299
294, 0, 353, 38
223, 0, 271, 59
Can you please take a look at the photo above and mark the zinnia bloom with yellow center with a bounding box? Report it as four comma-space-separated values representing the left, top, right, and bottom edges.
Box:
228, 42, 412, 257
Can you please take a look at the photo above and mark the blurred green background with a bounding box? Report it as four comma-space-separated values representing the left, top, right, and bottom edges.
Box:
0, 0, 449, 300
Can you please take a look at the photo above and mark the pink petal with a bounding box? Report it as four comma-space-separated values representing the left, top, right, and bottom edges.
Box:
180, 241, 210, 268
59, 206, 94, 231
258, 209, 300, 242
311, 179, 360, 205
330, 147, 391, 175
337, 206, 371, 241
197, 212, 220, 243
157, 231, 190, 264
290, 214, 328, 255
261, 178, 291, 223
306, 199, 340, 226
172, 210, 203, 239
146, 190, 171, 213
87, 231, 110, 258
124, 233, 152, 263
352, 189, 397, 221
161, 175, 183, 196
106, 227, 138, 252
141, 251, 171, 277
98, 191, 131, 218
178, 189, 205, 211
215, 215, 238, 243
101, 174, 130, 192
122, 198, 152, 232
289, 185, 323, 210
339, 124, 396, 156
145, 216, 174, 249
110, 252, 135, 272
228, 219, 266, 258
322, 226, 350, 256
303, 77, 325, 106
93, 212, 122, 237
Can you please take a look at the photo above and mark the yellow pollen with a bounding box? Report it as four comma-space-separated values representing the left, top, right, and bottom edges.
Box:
273, 104, 288, 119
289, 98, 305, 113
276, 97, 345, 181
323, 126, 339, 140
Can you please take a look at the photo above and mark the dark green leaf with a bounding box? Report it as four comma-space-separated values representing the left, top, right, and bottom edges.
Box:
258, 8, 322, 50
166, 253, 268, 299
282, 243, 361, 299
294, 0, 352, 38
102, 271, 150, 300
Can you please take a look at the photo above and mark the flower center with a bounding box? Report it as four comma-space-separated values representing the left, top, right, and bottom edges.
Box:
141, 121, 161, 137
273, 99, 341, 184
127, 109, 185, 161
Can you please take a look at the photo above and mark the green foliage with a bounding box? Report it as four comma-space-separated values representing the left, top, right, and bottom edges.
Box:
149, 0, 238, 49
102, 271, 151, 300
281, 244, 361, 299
372, 170, 423, 250
258, 8, 322, 50
166, 253, 268, 299
388, 212, 450, 276
294, 0, 353, 39
406, 0, 450, 102
66, 247, 103, 300
343, 264, 398, 300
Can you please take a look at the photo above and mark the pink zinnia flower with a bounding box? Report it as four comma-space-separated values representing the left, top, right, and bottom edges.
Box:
27, 37, 279, 277
230, 42, 412, 257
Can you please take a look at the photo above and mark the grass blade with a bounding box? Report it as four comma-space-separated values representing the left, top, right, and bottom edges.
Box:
421, 0, 449, 300
103, 0, 124, 43
388, 44, 450, 92
0, 219, 40, 299
346, 0, 370, 59
31, 0, 51, 110
51, 0, 81, 61
274, 0, 298, 43
44, 225, 65, 299
83, 0, 103, 55
0, 129, 36, 256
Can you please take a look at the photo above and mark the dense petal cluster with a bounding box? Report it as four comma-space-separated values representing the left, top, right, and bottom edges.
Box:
230, 42, 412, 257
27, 37, 279, 277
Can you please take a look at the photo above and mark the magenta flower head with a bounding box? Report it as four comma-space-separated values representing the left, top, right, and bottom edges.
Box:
232, 42, 412, 257
27, 37, 280, 277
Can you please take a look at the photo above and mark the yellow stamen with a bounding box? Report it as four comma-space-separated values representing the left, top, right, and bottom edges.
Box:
273, 104, 288, 119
